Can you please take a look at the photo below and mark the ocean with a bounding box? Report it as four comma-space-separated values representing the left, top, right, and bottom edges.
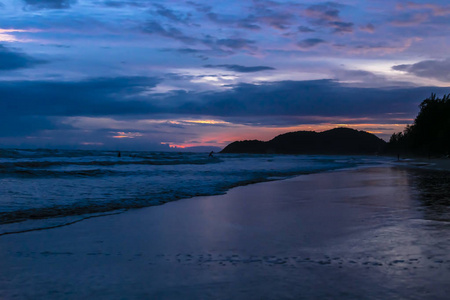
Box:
0, 149, 390, 234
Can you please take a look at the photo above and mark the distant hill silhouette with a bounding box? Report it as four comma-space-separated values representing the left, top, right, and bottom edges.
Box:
221, 128, 386, 154
388, 93, 450, 156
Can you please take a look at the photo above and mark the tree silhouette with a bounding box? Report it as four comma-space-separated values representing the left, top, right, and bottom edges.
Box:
388, 93, 450, 156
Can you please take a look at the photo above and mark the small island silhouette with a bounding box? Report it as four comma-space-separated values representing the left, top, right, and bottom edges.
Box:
220, 127, 386, 155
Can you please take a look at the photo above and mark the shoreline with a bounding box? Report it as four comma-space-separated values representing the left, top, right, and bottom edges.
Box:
1, 165, 449, 299
1, 156, 449, 237
0, 157, 385, 236
393, 156, 450, 171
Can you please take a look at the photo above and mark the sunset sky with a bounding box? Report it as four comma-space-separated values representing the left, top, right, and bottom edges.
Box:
1, 0, 450, 150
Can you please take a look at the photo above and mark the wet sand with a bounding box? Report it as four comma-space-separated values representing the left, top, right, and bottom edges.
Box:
0, 166, 449, 299
393, 156, 450, 171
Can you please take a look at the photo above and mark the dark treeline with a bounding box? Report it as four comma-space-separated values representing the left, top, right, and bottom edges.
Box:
388, 93, 450, 157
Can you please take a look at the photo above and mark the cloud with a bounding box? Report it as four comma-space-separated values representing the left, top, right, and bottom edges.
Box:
297, 26, 315, 33
23, 0, 75, 10
334, 69, 413, 87
360, 23, 375, 33
0, 44, 46, 70
0, 76, 161, 119
297, 38, 326, 49
392, 58, 450, 82
250, 9, 294, 30
186, 1, 211, 13
305, 3, 341, 22
329, 21, 354, 33
396, 2, 450, 17
203, 64, 275, 73
173, 80, 448, 124
0, 115, 58, 137
390, 12, 429, 26
100, 1, 148, 8
141, 21, 197, 44
0, 76, 448, 146
2, 76, 442, 125
162, 48, 233, 60
390, 2, 450, 26
339, 37, 420, 55
304, 2, 354, 34
141, 21, 257, 57
206, 12, 261, 30
198, 0, 297, 31
153, 4, 191, 24
215, 38, 256, 50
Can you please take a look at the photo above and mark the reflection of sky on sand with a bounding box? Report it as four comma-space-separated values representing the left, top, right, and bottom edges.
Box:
189, 167, 450, 298
1, 167, 449, 299
407, 169, 450, 222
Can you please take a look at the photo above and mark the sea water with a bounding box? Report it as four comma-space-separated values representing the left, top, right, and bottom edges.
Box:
0, 149, 390, 234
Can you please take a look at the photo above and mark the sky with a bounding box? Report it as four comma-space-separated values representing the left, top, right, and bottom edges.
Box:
1, 0, 450, 151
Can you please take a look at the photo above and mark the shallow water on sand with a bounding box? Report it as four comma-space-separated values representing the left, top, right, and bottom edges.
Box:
0, 149, 387, 234
0, 167, 449, 299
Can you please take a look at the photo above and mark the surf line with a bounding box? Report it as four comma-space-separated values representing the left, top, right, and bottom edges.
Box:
0, 210, 126, 237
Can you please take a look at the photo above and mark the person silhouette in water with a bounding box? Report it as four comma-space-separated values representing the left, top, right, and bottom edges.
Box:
209, 151, 214, 158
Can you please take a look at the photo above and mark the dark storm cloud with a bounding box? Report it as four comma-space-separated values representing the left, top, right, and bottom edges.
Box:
0, 76, 161, 118
0, 76, 164, 139
0, 116, 59, 137
392, 59, 450, 82
173, 80, 449, 123
297, 38, 326, 49
0, 45, 46, 70
2, 77, 448, 137
23, 0, 75, 10
203, 64, 275, 73
5, 77, 444, 121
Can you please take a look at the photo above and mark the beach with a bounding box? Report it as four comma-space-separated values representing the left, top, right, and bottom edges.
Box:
1, 166, 449, 299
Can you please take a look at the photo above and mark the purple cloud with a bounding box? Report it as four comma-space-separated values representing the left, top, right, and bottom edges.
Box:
216, 38, 256, 50
203, 64, 275, 73
393, 59, 450, 82
141, 21, 197, 44
153, 4, 191, 24
360, 23, 375, 33
304, 2, 354, 34
297, 26, 315, 33
297, 38, 326, 49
